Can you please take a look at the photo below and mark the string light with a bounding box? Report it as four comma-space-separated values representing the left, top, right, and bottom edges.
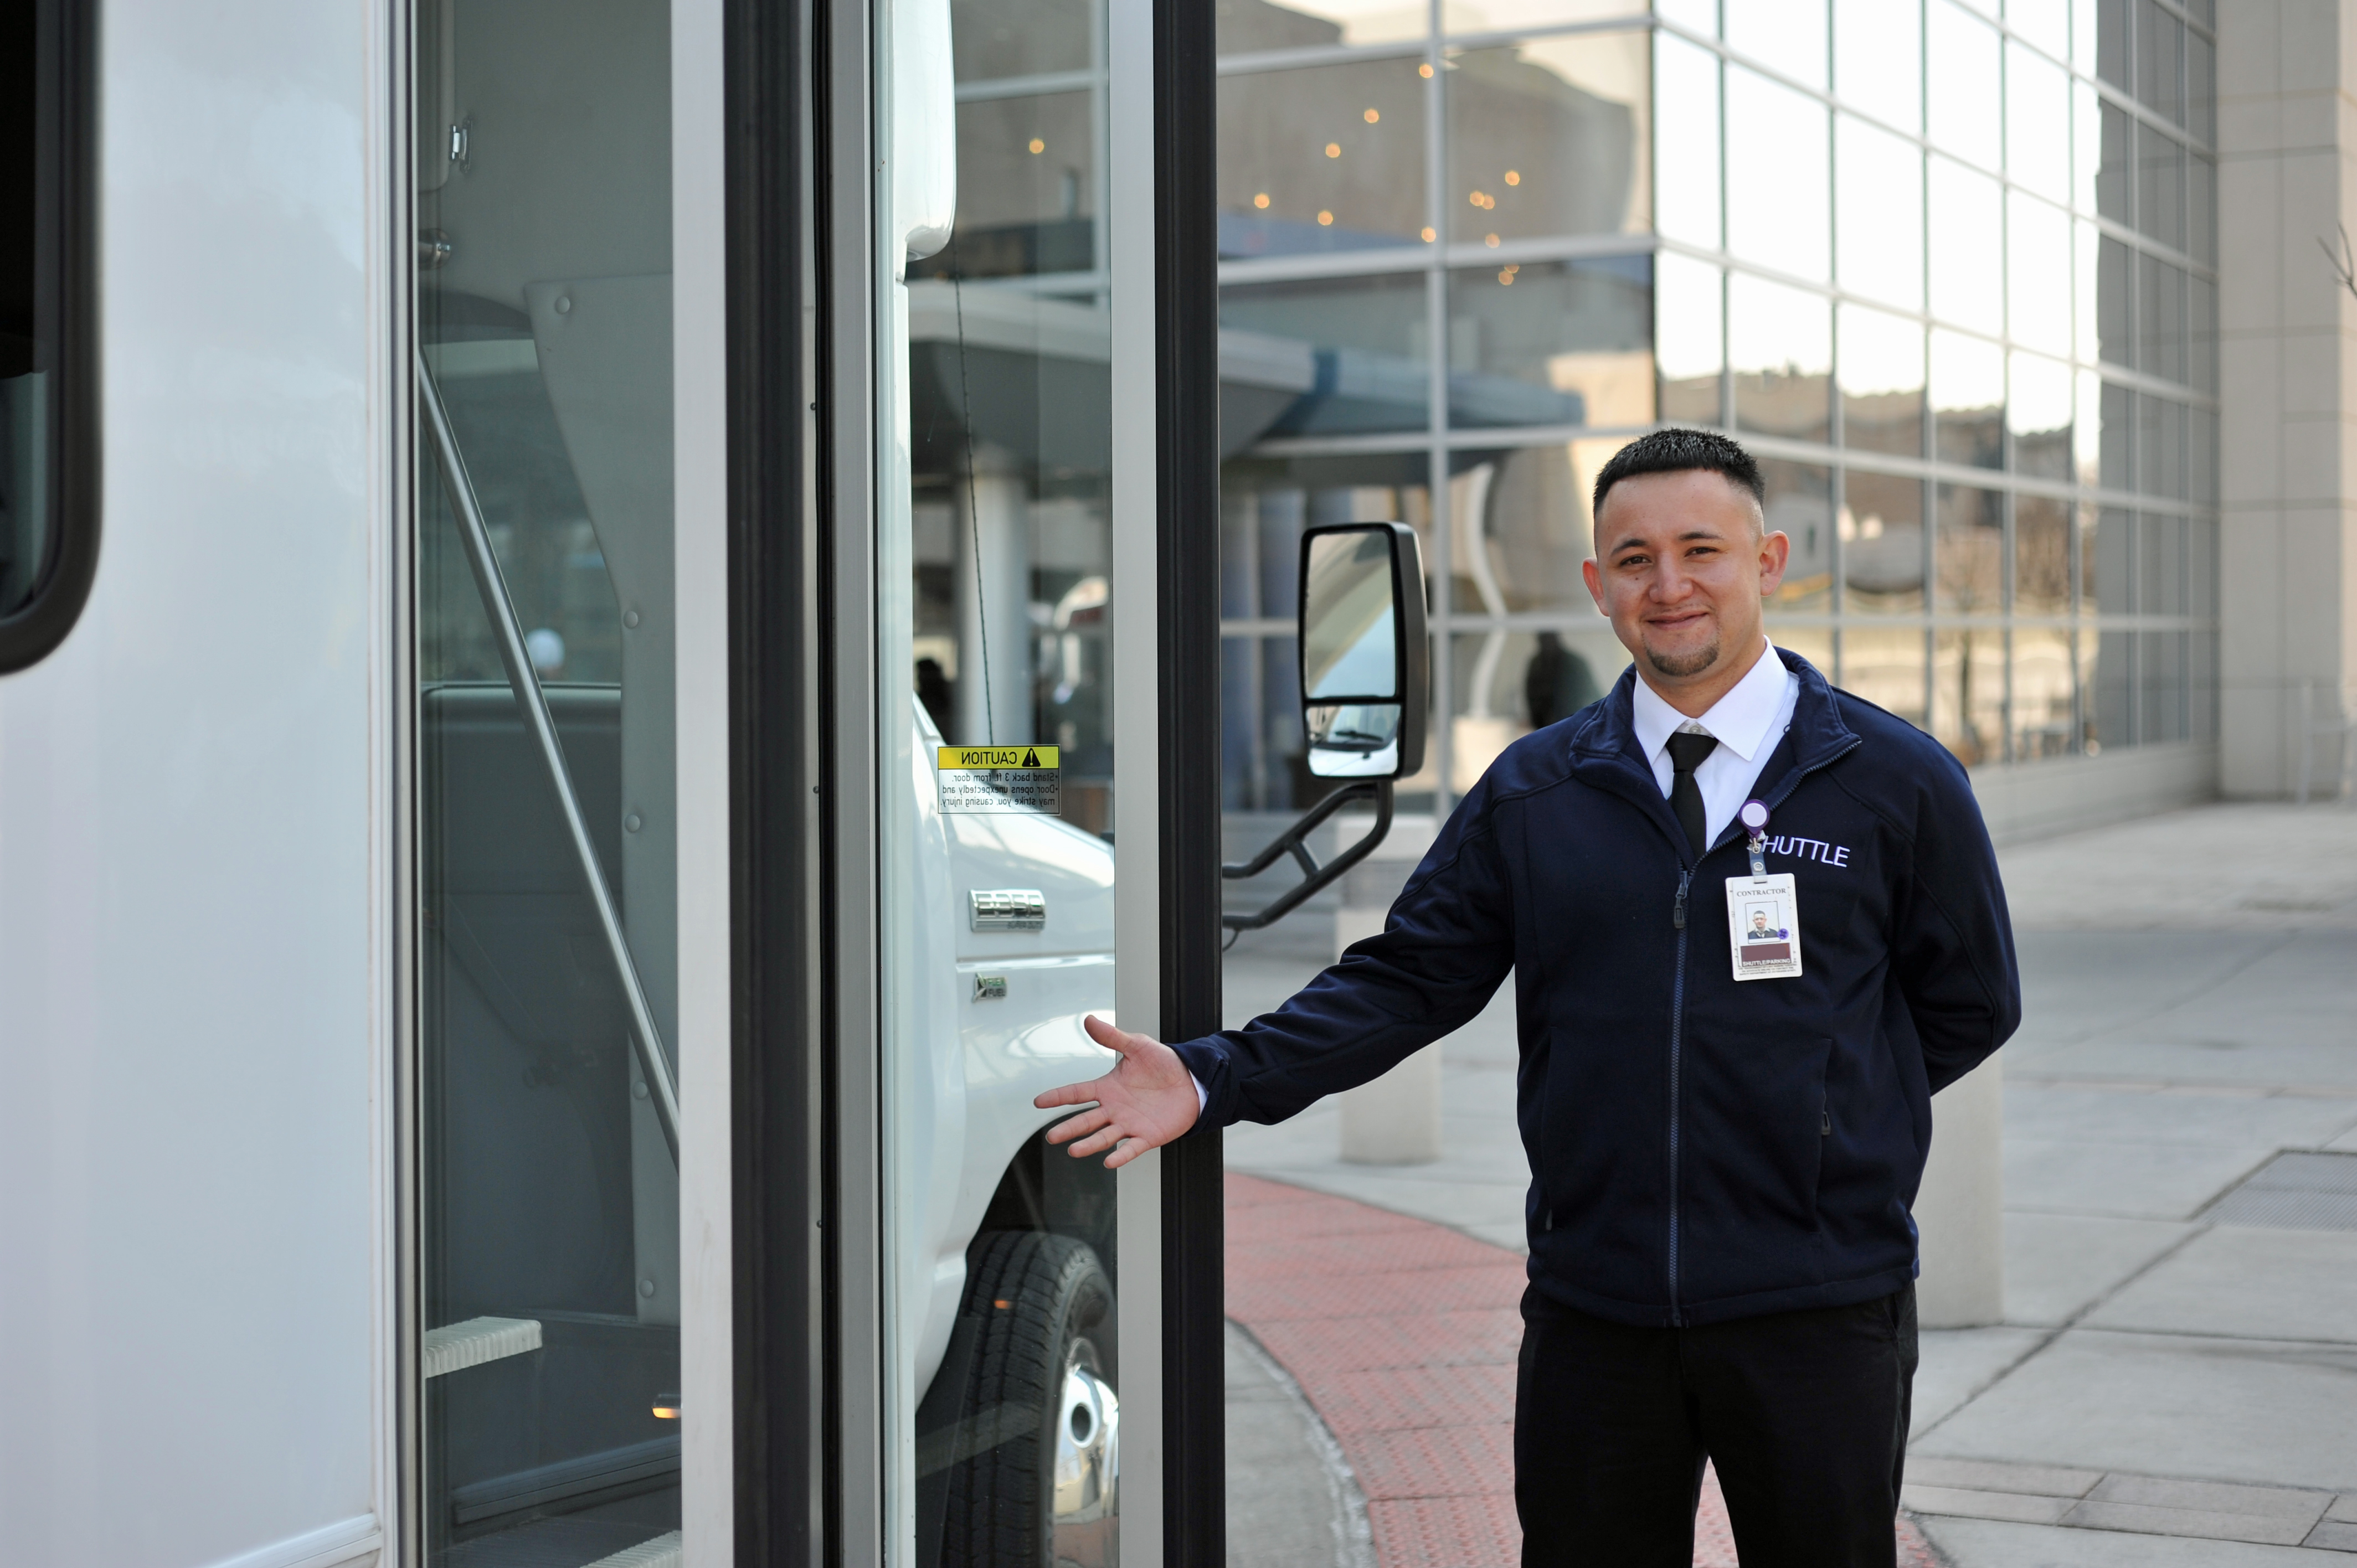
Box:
1505, 169, 1521, 185
1318, 210, 1334, 225
1421, 226, 1436, 242
1325, 142, 1341, 158
1418, 61, 1434, 78
1254, 192, 1270, 209
1027, 137, 1044, 154
1484, 232, 1499, 246
1363, 107, 1380, 123
1498, 264, 1519, 286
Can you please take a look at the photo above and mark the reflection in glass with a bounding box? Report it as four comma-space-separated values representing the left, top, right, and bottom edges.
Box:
2137, 120, 2184, 253
2006, 42, 2070, 204
1841, 470, 1924, 614
1838, 304, 1924, 460
2190, 274, 2216, 391
1217, 56, 1429, 256
1840, 625, 1927, 725
1655, 252, 1723, 427
1730, 272, 1830, 444
2096, 0, 2128, 88
1451, 444, 1593, 614
1932, 628, 2006, 764
1221, 274, 1429, 435
2096, 100, 2130, 226
952, 0, 1091, 80
1726, 68, 1830, 281
1447, 32, 1650, 244
2008, 193, 2072, 359
1934, 484, 2004, 613
1448, 257, 1651, 427
2091, 627, 2131, 749
1217, 0, 1430, 53
1654, 32, 1722, 250
2142, 628, 2187, 742
1930, 329, 2004, 470
2188, 29, 2214, 145
919, 93, 1098, 279
2140, 511, 2186, 616
2189, 154, 2216, 266
2013, 625, 2077, 759
2140, 253, 2186, 385
1764, 461, 1834, 610
2075, 369, 2103, 488
2100, 381, 2131, 491
2139, 393, 2185, 499
2009, 352, 2073, 482
1835, 115, 1923, 312
2072, 80, 2104, 216
2097, 234, 2133, 368
1833, 0, 1919, 133
1927, 157, 2002, 336
2137, 0, 2184, 126
2088, 505, 2132, 617
2189, 408, 2217, 507
1725, 0, 1827, 90
1924, 0, 2000, 171
2015, 494, 2072, 616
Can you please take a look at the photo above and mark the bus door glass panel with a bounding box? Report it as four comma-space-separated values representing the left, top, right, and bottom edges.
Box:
891, 0, 1123, 1561
411, 1, 680, 1561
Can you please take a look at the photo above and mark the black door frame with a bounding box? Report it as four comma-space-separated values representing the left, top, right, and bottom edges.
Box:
723, 0, 1227, 1556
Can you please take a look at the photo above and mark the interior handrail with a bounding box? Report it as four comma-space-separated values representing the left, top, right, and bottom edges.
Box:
417, 351, 682, 1165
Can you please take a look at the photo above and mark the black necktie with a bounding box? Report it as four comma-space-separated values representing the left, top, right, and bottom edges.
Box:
1667, 730, 1718, 860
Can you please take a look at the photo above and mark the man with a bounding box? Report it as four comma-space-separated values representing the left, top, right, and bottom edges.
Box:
1036, 429, 2021, 1564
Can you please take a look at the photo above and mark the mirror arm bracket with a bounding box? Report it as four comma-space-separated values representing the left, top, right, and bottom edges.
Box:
1218, 780, 1394, 933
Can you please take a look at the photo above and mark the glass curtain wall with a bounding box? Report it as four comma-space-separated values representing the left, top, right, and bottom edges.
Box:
1216, 0, 2218, 813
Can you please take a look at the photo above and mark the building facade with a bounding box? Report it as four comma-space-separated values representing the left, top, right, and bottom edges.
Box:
1211, 0, 2229, 833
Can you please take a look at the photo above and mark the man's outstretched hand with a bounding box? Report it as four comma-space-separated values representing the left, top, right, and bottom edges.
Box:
1034, 1014, 1201, 1169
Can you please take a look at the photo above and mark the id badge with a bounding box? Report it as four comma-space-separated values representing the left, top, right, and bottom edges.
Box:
1725, 873, 1803, 981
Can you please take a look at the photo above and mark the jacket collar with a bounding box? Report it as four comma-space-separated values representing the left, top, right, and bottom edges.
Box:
1569, 648, 1860, 852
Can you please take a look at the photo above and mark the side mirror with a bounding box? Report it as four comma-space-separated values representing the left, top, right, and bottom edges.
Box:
1299, 522, 1428, 780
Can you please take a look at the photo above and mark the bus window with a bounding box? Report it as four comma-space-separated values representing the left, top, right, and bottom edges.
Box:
0, 0, 95, 672
411, 1, 680, 1561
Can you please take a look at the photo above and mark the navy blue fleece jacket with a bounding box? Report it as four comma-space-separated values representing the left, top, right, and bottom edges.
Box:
1174, 651, 2021, 1327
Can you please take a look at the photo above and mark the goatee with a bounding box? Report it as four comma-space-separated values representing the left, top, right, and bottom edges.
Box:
1645, 639, 1720, 679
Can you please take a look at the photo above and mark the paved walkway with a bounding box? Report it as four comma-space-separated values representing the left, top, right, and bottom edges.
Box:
1221, 802, 2357, 1564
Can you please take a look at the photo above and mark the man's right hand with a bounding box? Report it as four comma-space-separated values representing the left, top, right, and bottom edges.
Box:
1032, 1014, 1202, 1169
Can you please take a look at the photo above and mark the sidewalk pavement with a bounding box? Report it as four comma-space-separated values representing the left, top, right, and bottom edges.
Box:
1221, 802, 2357, 1564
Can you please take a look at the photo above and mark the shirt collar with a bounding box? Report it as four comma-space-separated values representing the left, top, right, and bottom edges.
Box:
1630, 637, 1789, 765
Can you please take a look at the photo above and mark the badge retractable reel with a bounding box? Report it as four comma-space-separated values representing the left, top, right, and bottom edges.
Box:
1728, 798, 1804, 982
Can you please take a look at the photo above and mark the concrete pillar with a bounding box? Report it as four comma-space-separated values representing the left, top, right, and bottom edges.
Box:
953, 446, 1032, 747
1915, 1055, 2006, 1329
2217, 2, 2357, 797
1334, 816, 1442, 1164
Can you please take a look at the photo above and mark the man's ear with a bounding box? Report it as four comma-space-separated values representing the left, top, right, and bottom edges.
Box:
1756, 528, 1791, 597
1582, 553, 1607, 614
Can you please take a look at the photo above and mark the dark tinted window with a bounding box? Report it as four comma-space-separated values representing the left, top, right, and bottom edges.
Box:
1, 0, 93, 670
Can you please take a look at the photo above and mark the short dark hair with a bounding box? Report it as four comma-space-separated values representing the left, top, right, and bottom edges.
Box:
1591, 428, 1766, 523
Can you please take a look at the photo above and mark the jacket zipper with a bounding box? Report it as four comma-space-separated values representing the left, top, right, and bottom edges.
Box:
1668, 864, 1692, 1325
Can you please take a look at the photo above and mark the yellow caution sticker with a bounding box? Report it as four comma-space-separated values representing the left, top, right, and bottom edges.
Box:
936, 745, 1062, 814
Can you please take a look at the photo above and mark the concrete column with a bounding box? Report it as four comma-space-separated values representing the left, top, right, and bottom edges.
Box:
953, 446, 1033, 747
1914, 1056, 2006, 1329
1334, 816, 1442, 1164
2217, 2, 2357, 797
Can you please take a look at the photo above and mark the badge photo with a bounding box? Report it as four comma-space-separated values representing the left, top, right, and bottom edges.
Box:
1726, 871, 1803, 981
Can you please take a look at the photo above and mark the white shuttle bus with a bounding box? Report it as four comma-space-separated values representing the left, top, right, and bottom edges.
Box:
0, 0, 1430, 1563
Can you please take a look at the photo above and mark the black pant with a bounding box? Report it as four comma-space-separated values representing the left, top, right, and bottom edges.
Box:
1514, 1283, 1917, 1567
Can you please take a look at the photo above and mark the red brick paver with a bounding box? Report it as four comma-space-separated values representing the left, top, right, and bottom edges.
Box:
1224, 1171, 1939, 1568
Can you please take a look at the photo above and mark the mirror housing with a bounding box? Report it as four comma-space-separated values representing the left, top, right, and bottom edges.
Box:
1298, 522, 1428, 780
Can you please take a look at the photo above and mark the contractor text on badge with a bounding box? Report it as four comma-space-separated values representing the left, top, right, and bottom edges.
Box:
936, 745, 1062, 814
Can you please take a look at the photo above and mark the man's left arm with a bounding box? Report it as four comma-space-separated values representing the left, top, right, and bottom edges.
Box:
1888, 761, 2023, 1093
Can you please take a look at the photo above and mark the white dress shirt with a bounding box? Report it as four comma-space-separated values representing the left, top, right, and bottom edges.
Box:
1629, 637, 1800, 849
